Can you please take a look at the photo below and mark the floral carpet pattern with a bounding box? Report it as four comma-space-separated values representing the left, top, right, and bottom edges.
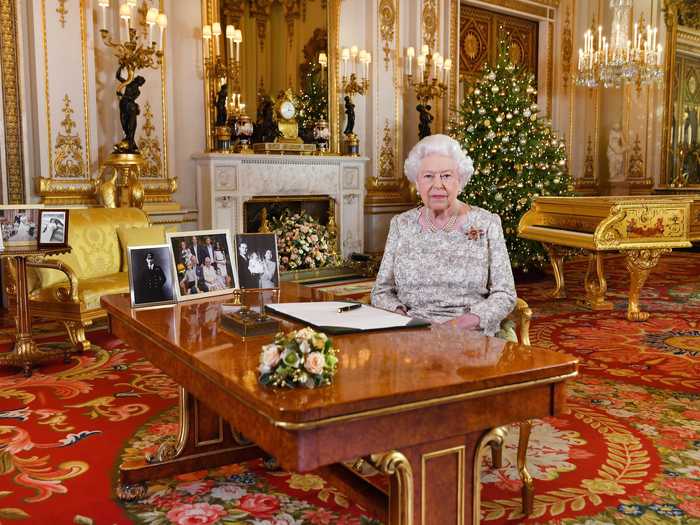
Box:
0, 253, 698, 523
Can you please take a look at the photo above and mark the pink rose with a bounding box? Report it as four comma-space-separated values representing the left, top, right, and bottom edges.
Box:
260, 344, 281, 368
166, 502, 226, 525
238, 493, 280, 518
304, 352, 325, 375
662, 478, 700, 496
680, 500, 700, 517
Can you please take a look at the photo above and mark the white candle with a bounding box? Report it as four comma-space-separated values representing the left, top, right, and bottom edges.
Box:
233, 30, 242, 61
157, 13, 167, 51
98, 0, 109, 31
657, 44, 663, 66
146, 8, 158, 44
341, 47, 349, 77
421, 44, 429, 56
406, 46, 414, 75
598, 26, 602, 50
212, 22, 221, 56
443, 58, 451, 72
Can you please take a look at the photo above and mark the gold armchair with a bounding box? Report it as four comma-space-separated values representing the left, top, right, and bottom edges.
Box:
3, 208, 152, 352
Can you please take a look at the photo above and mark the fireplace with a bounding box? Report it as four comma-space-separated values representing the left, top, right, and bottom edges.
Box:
243, 195, 335, 233
194, 153, 368, 257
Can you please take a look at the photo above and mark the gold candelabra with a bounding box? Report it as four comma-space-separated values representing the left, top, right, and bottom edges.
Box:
404, 45, 451, 105
98, 1, 166, 87
202, 22, 243, 151
96, 0, 167, 208
339, 45, 371, 155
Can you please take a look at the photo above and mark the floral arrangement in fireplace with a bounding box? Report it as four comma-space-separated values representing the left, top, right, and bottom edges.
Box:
271, 210, 336, 271
258, 327, 339, 388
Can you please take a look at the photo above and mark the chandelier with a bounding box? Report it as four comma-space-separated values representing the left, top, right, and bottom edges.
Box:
576, 0, 663, 88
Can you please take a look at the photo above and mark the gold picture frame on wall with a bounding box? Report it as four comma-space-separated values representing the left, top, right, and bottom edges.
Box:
201, 0, 340, 154
661, 0, 700, 188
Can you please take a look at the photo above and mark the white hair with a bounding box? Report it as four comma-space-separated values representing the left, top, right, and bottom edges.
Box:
404, 134, 474, 189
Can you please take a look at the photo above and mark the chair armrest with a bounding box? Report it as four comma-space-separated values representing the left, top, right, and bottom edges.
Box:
26, 258, 80, 303
508, 298, 532, 347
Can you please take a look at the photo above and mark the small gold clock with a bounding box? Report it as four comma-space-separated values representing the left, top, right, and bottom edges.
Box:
274, 89, 303, 144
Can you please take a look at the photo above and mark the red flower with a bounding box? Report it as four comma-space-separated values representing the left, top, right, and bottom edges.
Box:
680, 500, 700, 517
466, 228, 485, 240
165, 502, 226, 525
238, 493, 280, 518
302, 508, 335, 525
661, 478, 700, 496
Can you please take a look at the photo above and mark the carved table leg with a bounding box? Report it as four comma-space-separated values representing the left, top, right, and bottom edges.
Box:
63, 321, 92, 353
0, 255, 67, 376
543, 244, 567, 299
117, 386, 263, 501
517, 421, 534, 516
580, 252, 613, 310
624, 249, 669, 322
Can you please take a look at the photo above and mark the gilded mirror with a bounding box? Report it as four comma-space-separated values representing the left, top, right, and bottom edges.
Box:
202, 0, 339, 153
662, 0, 700, 187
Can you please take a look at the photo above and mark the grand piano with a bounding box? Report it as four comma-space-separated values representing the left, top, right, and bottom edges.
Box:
518, 195, 697, 321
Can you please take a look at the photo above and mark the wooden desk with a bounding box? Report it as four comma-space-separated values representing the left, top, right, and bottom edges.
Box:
102, 291, 577, 525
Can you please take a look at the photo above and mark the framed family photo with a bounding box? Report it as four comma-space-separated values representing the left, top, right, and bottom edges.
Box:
0, 205, 42, 247
235, 233, 280, 290
38, 209, 69, 248
127, 245, 176, 308
166, 229, 237, 301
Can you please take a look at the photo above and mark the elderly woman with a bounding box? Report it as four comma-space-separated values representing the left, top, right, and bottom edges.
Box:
371, 134, 516, 336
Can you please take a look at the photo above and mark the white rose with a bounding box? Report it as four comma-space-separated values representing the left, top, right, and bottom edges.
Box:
260, 344, 281, 369
299, 340, 311, 354
304, 352, 325, 375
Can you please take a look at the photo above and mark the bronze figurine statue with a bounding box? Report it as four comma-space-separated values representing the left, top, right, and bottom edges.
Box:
215, 83, 228, 127
343, 96, 355, 136
115, 66, 146, 154
417, 104, 433, 140
253, 95, 278, 143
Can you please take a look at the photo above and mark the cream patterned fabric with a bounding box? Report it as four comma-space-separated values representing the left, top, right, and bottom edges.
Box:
371, 207, 517, 336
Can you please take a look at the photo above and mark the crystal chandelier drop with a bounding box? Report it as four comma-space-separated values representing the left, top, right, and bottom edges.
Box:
576, 0, 663, 88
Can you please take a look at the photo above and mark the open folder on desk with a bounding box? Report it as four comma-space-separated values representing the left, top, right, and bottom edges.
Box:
265, 302, 430, 334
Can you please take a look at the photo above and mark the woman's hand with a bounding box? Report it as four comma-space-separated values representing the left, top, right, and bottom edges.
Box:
450, 313, 480, 330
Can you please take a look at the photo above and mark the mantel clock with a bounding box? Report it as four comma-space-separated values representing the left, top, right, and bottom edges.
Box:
274, 89, 303, 145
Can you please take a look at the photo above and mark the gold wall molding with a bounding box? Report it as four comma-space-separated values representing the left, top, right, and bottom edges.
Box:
138, 102, 163, 178
0, 0, 25, 202
53, 94, 85, 178
561, 4, 572, 90
379, 0, 395, 71
664, 0, 700, 30
56, 0, 68, 28
422, 0, 437, 51
378, 119, 394, 180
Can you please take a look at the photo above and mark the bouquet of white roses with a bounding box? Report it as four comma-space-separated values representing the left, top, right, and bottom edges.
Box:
271, 210, 336, 271
258, 327, 339, 388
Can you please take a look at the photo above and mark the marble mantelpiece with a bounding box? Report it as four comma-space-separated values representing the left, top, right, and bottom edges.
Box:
193, 153, 368, 257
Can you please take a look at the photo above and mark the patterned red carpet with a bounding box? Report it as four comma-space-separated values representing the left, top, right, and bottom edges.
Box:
0, 253, 699, 524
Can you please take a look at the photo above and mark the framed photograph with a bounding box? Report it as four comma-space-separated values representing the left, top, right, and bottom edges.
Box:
38, 209, 69, 248
127, 244, 177, 308
166, 229, 238, 301
0, 205, 42, 247
235, 233, 280, 290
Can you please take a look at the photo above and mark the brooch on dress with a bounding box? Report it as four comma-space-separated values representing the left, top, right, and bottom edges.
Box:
466, 227, 485, 240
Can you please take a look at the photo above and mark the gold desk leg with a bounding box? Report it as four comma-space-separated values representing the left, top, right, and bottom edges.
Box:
624, 249, 669, 322
580, 252, 613, 310
117, 386, 263, 501
543, 244, 566, 299
517, 421, 534, 516
368, 451, 414, 525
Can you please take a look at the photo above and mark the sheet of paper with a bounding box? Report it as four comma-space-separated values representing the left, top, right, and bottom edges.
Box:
265, 302, 414, 330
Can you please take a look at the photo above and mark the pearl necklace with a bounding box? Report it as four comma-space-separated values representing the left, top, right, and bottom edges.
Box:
423, 208, 458, 233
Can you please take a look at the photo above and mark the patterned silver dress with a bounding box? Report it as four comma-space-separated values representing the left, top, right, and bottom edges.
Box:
371, 206, 517, 336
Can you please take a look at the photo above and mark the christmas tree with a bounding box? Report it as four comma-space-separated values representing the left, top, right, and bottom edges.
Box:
297, 61, 328, 143
449, 42, 572, 271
